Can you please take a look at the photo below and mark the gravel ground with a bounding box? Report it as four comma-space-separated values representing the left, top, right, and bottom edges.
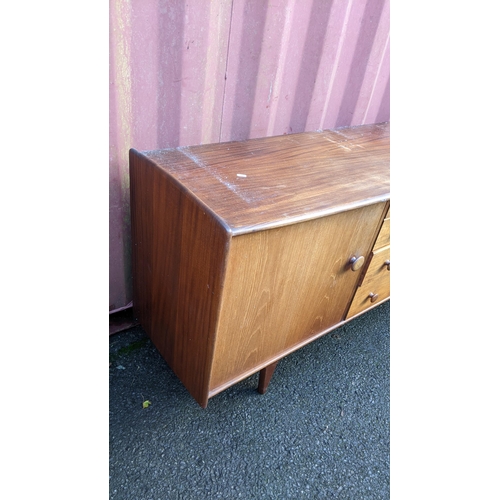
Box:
109, 300, 390, 499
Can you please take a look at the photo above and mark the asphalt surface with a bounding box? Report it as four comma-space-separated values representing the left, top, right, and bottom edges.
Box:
109, 300, 390, 499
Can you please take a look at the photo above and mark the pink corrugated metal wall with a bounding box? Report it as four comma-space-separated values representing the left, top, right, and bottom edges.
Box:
109, 0, 390, 312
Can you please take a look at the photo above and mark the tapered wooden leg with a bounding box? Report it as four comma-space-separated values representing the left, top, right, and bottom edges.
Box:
257, 361, 279, 394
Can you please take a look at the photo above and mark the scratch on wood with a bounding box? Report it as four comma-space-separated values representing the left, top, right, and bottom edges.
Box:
324, 137, 352, 151
179, 148, 254, 204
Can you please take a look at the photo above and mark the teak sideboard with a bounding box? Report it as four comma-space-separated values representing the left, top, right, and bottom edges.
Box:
130, 122, 390, 408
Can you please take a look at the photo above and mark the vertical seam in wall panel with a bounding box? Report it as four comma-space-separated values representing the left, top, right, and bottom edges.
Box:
114, 0, 132, 172
110, 0, 133, 310
266, 0, 295, 137
362, 32, 390, 124
218, 0, 235, 143
201, 1, 226, 144
335, 0, 385, 128
319, 0, 354, 130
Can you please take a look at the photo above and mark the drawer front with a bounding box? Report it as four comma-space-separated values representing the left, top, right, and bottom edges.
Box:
347, 246, 390, 318
373, 214, 390, 250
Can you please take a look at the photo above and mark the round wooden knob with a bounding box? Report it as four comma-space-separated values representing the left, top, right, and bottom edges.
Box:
349, 255, 365, 271
369, 292, 379, 303
384, 260, 390, 271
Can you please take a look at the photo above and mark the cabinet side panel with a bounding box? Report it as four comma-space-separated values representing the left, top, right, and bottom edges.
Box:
130, 150, 229, 407
209, 203, 385, 392
171, 194, 230, 406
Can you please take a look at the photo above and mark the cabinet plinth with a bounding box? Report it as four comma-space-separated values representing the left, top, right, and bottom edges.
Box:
130, 122, 390, 407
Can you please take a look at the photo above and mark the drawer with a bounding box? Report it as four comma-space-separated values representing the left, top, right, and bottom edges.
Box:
346, 246, 390, 319
373, 214, 390, 250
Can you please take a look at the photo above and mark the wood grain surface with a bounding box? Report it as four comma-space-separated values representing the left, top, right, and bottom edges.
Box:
373, 208, 390, 250
347, 245, 390, 319
130, 150, 230, 407
208, 203, 386, 394
137, 122, 389, 233
130, 123, 390, 407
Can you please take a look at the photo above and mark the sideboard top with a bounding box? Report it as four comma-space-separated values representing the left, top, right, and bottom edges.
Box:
132, 122, 390, 234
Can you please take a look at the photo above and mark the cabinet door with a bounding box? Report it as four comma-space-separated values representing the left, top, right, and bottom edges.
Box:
209, 202, 386, 393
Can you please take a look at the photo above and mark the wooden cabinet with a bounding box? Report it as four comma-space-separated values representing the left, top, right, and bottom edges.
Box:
130, 122, 390, 407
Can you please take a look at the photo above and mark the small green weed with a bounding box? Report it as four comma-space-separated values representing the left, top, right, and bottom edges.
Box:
109, 338, 148, 364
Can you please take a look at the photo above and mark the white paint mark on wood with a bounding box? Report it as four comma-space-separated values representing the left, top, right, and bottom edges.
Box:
179, 148, 254, 203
